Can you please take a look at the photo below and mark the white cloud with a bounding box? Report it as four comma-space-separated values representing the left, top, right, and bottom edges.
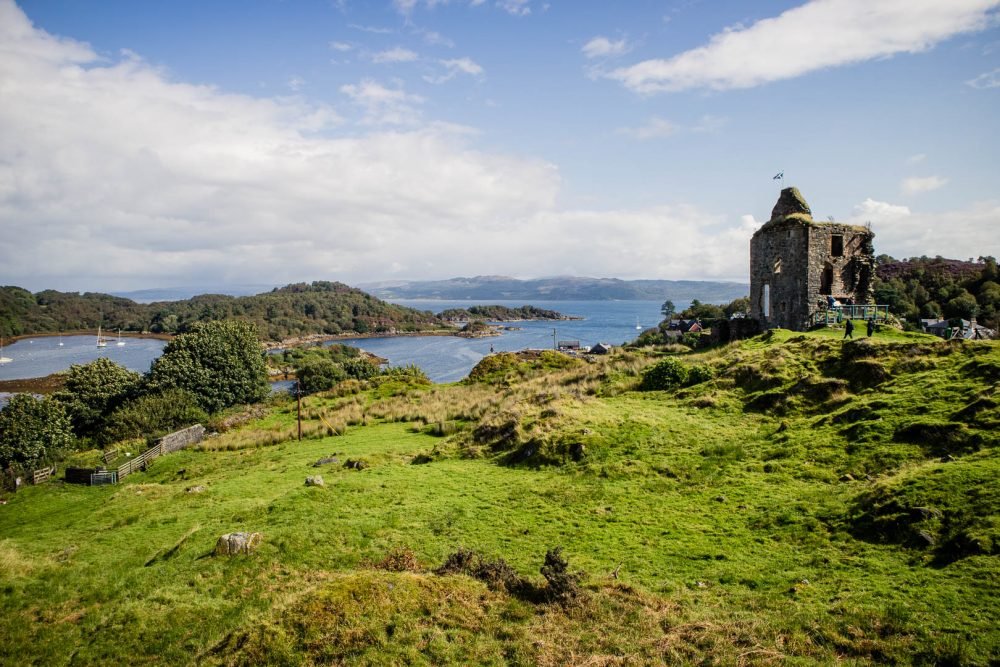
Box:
371, 47, 419, 64
0, 0, 785, 292
848, 198, 1000, 259
616, 116, 678, 140
287, 76, 305, 91
608, 0, 1000, 93
0, 2, 577, 290
901, 175, 949, 194
616, 114, 726, 140
329, 41, 353, 52
497, 0, 531, 16
340, 79, 425, 125
349, 23, 394, 34
423, 57, 484, 84
966, 67, 1000, 88
419, 29, 454, 47
907, 153, 927, 164
582, 36, 631, 59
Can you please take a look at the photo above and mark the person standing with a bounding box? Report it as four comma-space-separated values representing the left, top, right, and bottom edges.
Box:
844, 318, 854, 340
867, 318, 875, 337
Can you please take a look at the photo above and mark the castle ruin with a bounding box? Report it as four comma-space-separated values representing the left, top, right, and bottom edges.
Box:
750, 187, 875, 331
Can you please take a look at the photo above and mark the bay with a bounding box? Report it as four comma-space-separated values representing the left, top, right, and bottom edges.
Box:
0, 335, 167, 381
335, 299, 678, 383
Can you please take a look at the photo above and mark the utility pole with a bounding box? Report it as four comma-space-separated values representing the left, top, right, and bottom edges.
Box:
296, 379, 302, 441
552, 327, 557, 350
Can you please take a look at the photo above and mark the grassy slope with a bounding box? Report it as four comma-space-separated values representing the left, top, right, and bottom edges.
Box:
0, 329, 997, 665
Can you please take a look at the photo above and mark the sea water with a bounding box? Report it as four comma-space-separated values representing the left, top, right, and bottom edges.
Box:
336, 299, 679, 383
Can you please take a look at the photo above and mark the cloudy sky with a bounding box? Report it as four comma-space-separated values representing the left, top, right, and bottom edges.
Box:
1, 0, 998, 292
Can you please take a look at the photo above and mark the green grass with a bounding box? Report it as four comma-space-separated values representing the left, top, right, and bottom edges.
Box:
1, 329, 997, 665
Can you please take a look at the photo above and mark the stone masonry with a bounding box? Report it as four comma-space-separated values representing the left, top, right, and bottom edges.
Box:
750, 187, 875, 331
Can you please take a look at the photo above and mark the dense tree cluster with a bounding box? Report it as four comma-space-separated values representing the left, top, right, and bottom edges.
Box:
271, 344, 387, 394
873, 256, 999, 328
0, 319, 270, 469
0, 281, 447, 340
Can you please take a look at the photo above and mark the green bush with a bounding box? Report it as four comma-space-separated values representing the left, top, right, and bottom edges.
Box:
297, 358, 346, 394
641, 358, 689, 390
0, 394, 74, 471
100, 389, 208, 444
686, 364, 715, 385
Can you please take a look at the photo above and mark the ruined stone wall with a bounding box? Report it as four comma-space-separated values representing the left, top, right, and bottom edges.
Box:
805, 224, 875, 312
750, 188, 875, 331
750, 219, 812, 329
158, 424, 206, 454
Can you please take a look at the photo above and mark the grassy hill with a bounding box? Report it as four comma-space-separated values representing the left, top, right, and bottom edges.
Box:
1, 329, 997, 664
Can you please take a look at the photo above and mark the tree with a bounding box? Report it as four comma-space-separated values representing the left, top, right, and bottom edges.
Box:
660, 300, 676, 319
54, 358, 142, 438
147, 320, 269, 413
296, 357, 346, 395
723, 297, 751, 317
944, 292, 979, 320
0, 394, 73, 471
679, 299, 725, 320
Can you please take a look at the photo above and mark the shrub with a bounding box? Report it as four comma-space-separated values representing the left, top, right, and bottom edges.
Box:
100, 389, 208, 445
435, 547, 526, 594
641, 358, 689, 390
297, 358, 346, 394
685, 364, 715, 386
0, 394, 74, 471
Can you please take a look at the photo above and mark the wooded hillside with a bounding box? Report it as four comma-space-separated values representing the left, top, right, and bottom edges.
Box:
0, 281, 448, 341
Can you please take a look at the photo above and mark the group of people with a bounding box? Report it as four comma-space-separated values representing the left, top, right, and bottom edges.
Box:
843, 317, 876, 339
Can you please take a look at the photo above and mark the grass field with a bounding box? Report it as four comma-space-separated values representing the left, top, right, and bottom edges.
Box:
1, 329, 997, 665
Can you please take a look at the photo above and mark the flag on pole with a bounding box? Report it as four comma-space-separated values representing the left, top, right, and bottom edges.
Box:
773, 171, 783, 180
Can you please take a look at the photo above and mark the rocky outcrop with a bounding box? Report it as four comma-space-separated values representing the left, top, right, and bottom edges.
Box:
214, 532, 262, 556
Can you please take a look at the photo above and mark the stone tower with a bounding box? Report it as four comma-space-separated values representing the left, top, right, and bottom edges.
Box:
750, 187, 875, 330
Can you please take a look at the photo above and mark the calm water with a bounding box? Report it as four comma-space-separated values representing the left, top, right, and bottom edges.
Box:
337, 299, 678, 383
0, 300, 679, 388
0, 335, 167, 381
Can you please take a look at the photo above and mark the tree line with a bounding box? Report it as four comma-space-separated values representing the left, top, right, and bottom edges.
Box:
0, 281, 448, 340
873, 255, 999, 329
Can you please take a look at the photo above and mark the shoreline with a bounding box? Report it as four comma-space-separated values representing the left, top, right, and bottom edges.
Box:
5, 330, 173, 344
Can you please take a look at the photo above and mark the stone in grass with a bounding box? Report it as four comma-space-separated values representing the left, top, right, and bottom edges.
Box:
313, 455, 339, 467
214, 532, 262, 556
305, 475, 324, 487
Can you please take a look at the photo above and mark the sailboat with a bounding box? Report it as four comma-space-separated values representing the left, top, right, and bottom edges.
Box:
58, 332, 64, 346
0, 337, 12, 364
635, 317, 643, 331
116, 329, 126, 346
96, 325, 108, 348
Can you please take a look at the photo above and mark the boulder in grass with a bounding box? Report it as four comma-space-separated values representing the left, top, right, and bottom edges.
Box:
305, 475, 324, 487
214, 532, 262, 556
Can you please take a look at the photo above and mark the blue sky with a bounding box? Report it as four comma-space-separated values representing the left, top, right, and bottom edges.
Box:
2, 0, 999, 291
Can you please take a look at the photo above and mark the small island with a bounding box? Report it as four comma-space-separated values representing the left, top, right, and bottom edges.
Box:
436, 304, 580, 323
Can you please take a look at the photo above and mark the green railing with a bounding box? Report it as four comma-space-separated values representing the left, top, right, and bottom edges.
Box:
810, 304, 890, 327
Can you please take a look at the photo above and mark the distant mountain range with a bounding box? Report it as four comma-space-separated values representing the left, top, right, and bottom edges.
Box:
358, 276, 749, 302
111, 284, 279, 303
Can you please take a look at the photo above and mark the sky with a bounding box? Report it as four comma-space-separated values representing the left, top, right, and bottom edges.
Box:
1, 0, 999, 292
